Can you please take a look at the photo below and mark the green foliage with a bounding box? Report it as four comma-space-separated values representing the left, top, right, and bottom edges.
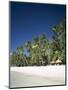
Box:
10, 20, 66, 66
51, 20, 65, 64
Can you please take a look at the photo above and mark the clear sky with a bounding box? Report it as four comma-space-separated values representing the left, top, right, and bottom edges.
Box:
10, 2, 66, 52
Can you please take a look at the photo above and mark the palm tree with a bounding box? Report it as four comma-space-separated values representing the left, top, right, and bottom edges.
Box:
52, 20, 66, 64
24, 41, 32, 65
39, 33, 48, 65
30, 36, 40, 65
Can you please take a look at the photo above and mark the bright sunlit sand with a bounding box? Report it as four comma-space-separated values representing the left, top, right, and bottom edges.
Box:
10, 65, 65, 88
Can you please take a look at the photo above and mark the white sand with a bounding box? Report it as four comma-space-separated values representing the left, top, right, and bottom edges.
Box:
10, 65, 65, 88
11, 65, 65, 78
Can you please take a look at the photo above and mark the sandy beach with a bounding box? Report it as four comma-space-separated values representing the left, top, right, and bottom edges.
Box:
10, 65, 65, 88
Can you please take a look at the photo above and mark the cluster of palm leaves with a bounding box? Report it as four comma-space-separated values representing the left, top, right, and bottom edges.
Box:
10, 20, 66, 66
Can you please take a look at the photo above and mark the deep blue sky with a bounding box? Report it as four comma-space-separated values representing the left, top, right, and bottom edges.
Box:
10, 2, 66, 52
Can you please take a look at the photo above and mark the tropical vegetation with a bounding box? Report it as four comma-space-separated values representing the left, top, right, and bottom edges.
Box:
10, 20, 66, 66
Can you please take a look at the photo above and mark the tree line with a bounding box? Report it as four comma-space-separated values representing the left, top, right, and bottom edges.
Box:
10, 20, 66, 66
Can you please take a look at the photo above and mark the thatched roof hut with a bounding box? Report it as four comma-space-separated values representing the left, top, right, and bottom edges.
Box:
50, 60, 55, 64
56, 59, 62, 64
